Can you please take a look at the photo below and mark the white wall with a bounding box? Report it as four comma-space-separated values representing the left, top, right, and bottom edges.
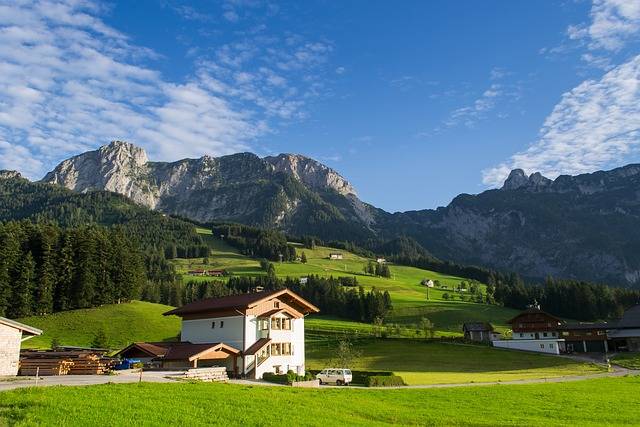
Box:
255, 317, 307, 378
493, 339, 562, 355
513, 331, 559, 340
0, 324, 22, 376
181, 315, 245, 349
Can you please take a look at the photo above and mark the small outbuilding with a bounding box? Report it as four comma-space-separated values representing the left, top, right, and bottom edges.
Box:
463, 322, 497, 342
0, 317, 42, 376
328, 253, 343, 260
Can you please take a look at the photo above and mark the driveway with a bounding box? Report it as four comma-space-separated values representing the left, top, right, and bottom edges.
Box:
0, 370, 179, 392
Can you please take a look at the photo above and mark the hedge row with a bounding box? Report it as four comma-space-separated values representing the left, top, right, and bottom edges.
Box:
263, 371, 314, 385
365, 375, 406, 387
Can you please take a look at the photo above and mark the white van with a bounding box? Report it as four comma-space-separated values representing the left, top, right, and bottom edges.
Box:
316, 368, 353, 385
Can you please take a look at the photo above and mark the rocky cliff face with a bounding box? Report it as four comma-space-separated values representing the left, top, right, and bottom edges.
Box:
0, 170, 23, 180
381, 164, 640, 286
41, 141, 376, 239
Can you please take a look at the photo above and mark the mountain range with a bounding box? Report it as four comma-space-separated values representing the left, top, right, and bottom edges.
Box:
9, 140, 640, 287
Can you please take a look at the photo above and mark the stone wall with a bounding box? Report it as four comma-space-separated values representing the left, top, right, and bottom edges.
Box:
0, 324, 22, 376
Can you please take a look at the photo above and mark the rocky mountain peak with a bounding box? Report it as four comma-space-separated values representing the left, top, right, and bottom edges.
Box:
99, 140, 149, 166
502, 169, 529, 190
502, 169, 551, 191
264, 153, 357, 196
0, 170, 23, 180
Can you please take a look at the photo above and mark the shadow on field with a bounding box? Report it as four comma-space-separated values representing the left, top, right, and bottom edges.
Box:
307, 338, 582, 374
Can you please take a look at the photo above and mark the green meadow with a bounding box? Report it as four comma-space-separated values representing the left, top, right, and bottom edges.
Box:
1, 377, 639, 426
18, 301, 180, 349
173, 233, 520, 336
306, 338, 604, 385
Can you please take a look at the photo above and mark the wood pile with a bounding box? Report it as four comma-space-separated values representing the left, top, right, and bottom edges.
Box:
19, 358, 73, 376
19, 350, 116, 376
181, 367, 228, 382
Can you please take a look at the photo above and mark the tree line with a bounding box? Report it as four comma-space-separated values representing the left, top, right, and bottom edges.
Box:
0, 221, 145, 318
491, 275, 640, 321
210, 224, 297, 261
147, 274, 392, 324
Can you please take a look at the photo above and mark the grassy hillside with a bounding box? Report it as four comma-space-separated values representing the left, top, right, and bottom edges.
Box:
18, 301, 181, 350
173, 233, 519, 336
1, 378, 639, 426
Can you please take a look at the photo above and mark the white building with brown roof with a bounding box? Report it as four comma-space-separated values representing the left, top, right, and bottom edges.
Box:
163, 289, 319, 379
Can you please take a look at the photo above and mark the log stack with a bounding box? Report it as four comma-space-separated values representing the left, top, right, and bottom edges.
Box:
19, 358, 73, 376
19, 350, 116, 376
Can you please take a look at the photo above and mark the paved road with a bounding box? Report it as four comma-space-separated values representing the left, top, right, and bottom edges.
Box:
1, 366, 637, 392
0, 370, 178, 392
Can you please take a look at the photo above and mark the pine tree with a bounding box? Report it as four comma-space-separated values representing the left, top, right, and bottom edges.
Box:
35, 232, 55, 315
10, 251, 35, 318
300, 252, 307, 264
55, 232, 75, 312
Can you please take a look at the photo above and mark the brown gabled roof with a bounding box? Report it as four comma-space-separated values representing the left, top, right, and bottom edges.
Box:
463, 322, 494, 332
0, 317, 42, 336
243, 338, 271, 356
507, 307, 563, 324
162, 342, 240, 361
163, 288, 320, 317
115, 342, 174, 358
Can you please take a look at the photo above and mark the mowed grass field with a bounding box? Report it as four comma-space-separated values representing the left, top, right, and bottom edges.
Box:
174, 233, 519, 335
18, 301, 180, 349
306, 338, 604, 385
1, 377, 639, 426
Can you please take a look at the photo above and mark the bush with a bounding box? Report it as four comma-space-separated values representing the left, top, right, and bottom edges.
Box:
262, 373, 289, 384
365, 375, 406, 387
263, 370, 313, 385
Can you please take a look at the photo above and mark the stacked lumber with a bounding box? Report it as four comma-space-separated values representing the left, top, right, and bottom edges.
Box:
19, 350, 116, 376
182, 367, 229, 382
67, 353, 113, 375
19, 358, 73, 376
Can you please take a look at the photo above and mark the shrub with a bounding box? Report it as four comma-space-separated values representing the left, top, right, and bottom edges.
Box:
365, 375, 406, 387
262, 373, 289, 384
263, 370, 313, 385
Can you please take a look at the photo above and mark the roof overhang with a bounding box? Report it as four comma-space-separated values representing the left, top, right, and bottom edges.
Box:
0, 317, 42, 336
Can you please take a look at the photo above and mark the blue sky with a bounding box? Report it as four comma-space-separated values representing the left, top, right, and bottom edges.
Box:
2, 1, 640, 211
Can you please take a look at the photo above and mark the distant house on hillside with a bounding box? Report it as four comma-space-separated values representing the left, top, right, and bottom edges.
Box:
299, 277, 308, 285
328, 253, 343, 260
421, 279, 435, 288
0, 317, 42, 376
376, 257, 386, 264
206, 270, 225, 277
463, 322, 499, 342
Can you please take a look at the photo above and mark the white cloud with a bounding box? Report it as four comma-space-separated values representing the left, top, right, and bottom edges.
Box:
569, 0, 640, 51
482, 54, 640, 186
0, 0, 331, 179
444, 83, 509, 128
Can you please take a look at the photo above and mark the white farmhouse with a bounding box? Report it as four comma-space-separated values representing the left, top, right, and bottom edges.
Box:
0, 317, 42, 376
492, 307, 563, 354
163, 289, 319, 379
328, 253, 343, 260
421, 279, 435, 288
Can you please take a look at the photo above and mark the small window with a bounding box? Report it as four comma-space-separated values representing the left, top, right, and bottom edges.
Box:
220, 321, 224, 328
549, 344, 554, 349
540, 344, 544, 349
211, 321, 215, 329
274, 301, 280, 308
519, 333, 523, 337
